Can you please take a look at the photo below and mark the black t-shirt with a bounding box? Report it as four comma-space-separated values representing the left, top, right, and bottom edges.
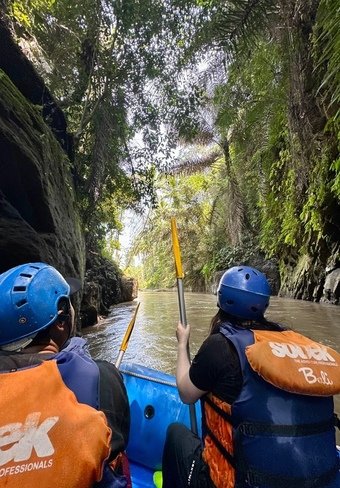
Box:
189, 321, 285, 405
189, 332, 243, 404
96, 359, 130, 458
0, 352, 130, 459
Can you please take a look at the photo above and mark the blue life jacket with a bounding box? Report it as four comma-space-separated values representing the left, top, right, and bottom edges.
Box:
216, 323, 340, 488
54, 337, 100, 408
53, 337, 128, 488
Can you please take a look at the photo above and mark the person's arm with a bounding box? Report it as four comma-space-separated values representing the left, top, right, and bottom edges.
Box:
176, 321, 207, 404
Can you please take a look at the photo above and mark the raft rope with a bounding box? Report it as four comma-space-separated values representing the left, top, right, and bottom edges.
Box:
120, 368, 176, 388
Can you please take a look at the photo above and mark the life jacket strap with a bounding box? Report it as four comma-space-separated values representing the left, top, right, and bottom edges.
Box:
241, 461, 340, 488
238, 417, 335, 437
202, 395, 236, 468
203, 395, 234, 424
334, 413, 340, 430
204, 425, 236, 468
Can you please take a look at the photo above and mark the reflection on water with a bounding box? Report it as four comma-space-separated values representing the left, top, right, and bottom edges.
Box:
83, 290, 340, 439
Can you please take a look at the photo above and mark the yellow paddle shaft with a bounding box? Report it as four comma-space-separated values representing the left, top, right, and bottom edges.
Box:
115, 302, 140, 368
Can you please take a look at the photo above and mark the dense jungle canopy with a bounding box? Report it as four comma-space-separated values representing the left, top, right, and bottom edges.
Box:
3, 0, 340, 301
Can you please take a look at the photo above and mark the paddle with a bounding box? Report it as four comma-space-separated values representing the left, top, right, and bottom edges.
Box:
115, 302, 140, 369
171, 217, 198, 435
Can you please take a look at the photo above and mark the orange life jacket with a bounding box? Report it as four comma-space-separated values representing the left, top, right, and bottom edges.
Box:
0, 360, 112, 488
202, 394, 235, 488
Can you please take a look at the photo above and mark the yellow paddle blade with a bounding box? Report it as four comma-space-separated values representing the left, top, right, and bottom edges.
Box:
171, 218, 184, 279
153, 470, 163, 488
120, 302, 140, 352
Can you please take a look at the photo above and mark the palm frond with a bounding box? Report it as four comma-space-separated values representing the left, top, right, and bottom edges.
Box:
203, 0, 278, 59
171, 144, 222, 175
314, 0, 340, 116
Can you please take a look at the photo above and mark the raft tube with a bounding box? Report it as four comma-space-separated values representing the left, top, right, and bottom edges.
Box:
121, 363, 201, 488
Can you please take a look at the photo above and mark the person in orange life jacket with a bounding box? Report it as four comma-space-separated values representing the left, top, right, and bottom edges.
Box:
0, 262, 131, 488
162, 266, 340, 488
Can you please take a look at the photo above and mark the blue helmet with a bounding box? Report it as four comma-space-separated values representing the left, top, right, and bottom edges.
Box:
0, 262, 71, 346
217, 266, 271, 320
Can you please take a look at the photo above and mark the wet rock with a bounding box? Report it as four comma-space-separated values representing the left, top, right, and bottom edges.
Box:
279, 238, 340, 304
121, 276, 138, 302
81, 253, 138, 326
321, 268, 340, 305
80, 305, 98, 328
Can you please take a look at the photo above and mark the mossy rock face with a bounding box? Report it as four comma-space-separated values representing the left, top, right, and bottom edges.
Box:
0, 17, 73, 159
0, 68, 85, 281
82, 253, 138, 324
322, 268, 340, 305
278, 238, 340, 304
0, 18, 135, 322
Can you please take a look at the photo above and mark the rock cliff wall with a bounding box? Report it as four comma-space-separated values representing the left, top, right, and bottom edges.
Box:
0, 66, 85, 280
0, 34, 85, 281
0, 18, 137, 324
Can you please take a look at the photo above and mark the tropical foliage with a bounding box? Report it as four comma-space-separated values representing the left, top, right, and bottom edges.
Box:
5, 0, 340, 295
126, 0, 340, 292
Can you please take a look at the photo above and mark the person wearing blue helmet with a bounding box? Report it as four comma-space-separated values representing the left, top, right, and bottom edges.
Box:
0, 262, 130, 488
162, 265, 340, 488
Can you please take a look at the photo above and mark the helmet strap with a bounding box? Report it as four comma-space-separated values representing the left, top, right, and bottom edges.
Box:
0, 334, 37, 352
